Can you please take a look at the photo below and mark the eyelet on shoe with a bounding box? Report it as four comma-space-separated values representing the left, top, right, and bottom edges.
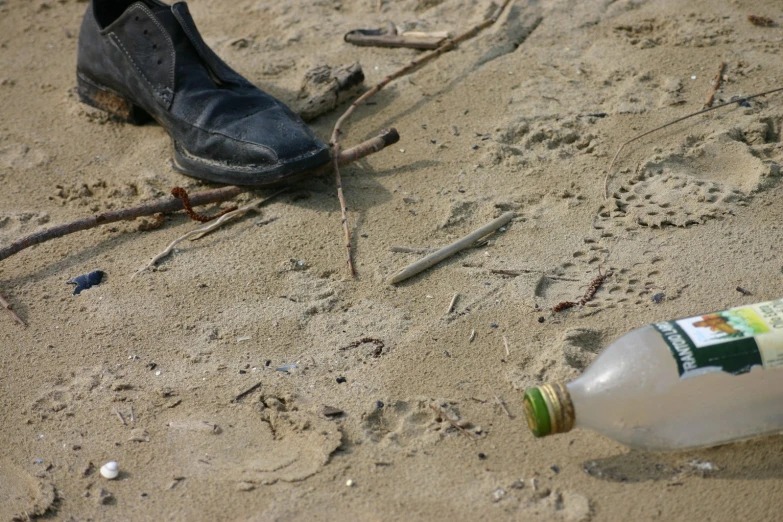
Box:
157, 60, 162, 65
134, 16, 139, 21
143, 29, 148, 35
152, 44, 157, 49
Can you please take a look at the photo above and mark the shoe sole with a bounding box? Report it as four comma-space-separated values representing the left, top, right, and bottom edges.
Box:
77, 72, 331, 186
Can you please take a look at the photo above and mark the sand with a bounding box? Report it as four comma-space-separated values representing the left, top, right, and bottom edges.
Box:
2, 0, 783, 520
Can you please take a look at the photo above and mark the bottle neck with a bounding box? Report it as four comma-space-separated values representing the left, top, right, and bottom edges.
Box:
523, 382, 575, 437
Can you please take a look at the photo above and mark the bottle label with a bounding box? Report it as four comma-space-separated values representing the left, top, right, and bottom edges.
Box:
653, 299, 783, 378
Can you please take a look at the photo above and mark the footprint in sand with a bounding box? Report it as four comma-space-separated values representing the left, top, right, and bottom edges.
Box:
0, 140, 49, 171
485, 117, 597, 167
0, 211, 51, 244
0, 459, 57, 519
601, 127, 781, 230
165, 397, 342, 489
506, 327, 604, 392
516, 488, 592, 522
275, 262, 339, 319
361, 398, 474, 450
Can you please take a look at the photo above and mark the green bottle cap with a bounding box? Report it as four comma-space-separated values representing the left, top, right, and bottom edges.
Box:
523, 386, 552, 437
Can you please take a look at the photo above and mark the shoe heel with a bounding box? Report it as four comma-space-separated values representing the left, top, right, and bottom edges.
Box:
77, 73, 151, 125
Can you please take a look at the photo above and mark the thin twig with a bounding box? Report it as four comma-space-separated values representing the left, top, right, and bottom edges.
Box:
489, 269, 579, 281
389, 212, 514, 284
130, 406, 135, 424
490, 268, 534, 276
446, 293, 459, 314
189, 189, 287, 241
133, 190, 286, 278
502, 336, 510, 357
113, 406, 127, 426
328, 129, 401, 276
704, 61, 726, 108
603, 86, 783, 199
0, 131, 396, 267
232, 381, 263, 403
489, 388, 513, 419
390, 246, 435, 254
469, 329, 476, 342
0, 291, 25, 326
748, 14, 775, 27
330, 0, 512, 276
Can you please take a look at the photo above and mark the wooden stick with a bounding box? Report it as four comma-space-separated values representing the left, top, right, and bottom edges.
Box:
446, 293, 459, 314
503, 336, 510, 356
389, 212, 514, 284
345, 30, 446, 50
330, 0, 512, 276
390, 246, 434, 254
132, 190, 287, 278
232, 381, 263, 403
0, 131, 397, 266
704, 61, 727, 108
603, 86, 783, 199
130, 406, 135, 424
489, 388, 513, 419
0, 291, 25, 326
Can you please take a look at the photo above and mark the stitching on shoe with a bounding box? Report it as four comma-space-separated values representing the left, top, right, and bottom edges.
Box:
108, 4, 175, 107
109, 34, 165, 103
127, 4, 176, 94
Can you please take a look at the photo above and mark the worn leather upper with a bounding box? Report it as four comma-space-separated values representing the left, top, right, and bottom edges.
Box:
77, 0, 329, 183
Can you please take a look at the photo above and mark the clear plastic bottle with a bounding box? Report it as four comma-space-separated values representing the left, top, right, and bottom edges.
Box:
523, 299, 783, 450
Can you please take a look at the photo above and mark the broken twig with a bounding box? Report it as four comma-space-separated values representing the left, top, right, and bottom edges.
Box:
344, 28, 447, 50
0, 131, 396, 267
446, 293, 459, 314
748, 15, 775, 27
330, 0, 513, 276
603, 86, 783, 199
133, 190, 286, 277
489, 388, 513, 419
0, 291, 25, 326
232, 381, 263, 403
704, 61, 726, 108
390, 246, 435, 254
389, 212, 514, 284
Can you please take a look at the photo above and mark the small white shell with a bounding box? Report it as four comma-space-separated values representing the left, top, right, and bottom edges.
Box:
100, 461, 119, 479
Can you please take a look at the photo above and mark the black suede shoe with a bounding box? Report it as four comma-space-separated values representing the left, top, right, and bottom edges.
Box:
77, 0, 330, 185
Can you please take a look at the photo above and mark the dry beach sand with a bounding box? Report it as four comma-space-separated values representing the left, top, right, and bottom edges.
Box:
2, 0, 783, 519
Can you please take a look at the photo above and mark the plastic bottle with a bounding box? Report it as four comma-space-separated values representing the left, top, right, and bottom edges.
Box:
523, 299, 783, 451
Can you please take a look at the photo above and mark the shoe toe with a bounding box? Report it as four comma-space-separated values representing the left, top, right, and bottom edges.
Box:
176, 102, 330, 185
220, 104, 327, 167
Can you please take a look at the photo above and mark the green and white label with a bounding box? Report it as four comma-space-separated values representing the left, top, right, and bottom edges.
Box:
653, 299, 783, 378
